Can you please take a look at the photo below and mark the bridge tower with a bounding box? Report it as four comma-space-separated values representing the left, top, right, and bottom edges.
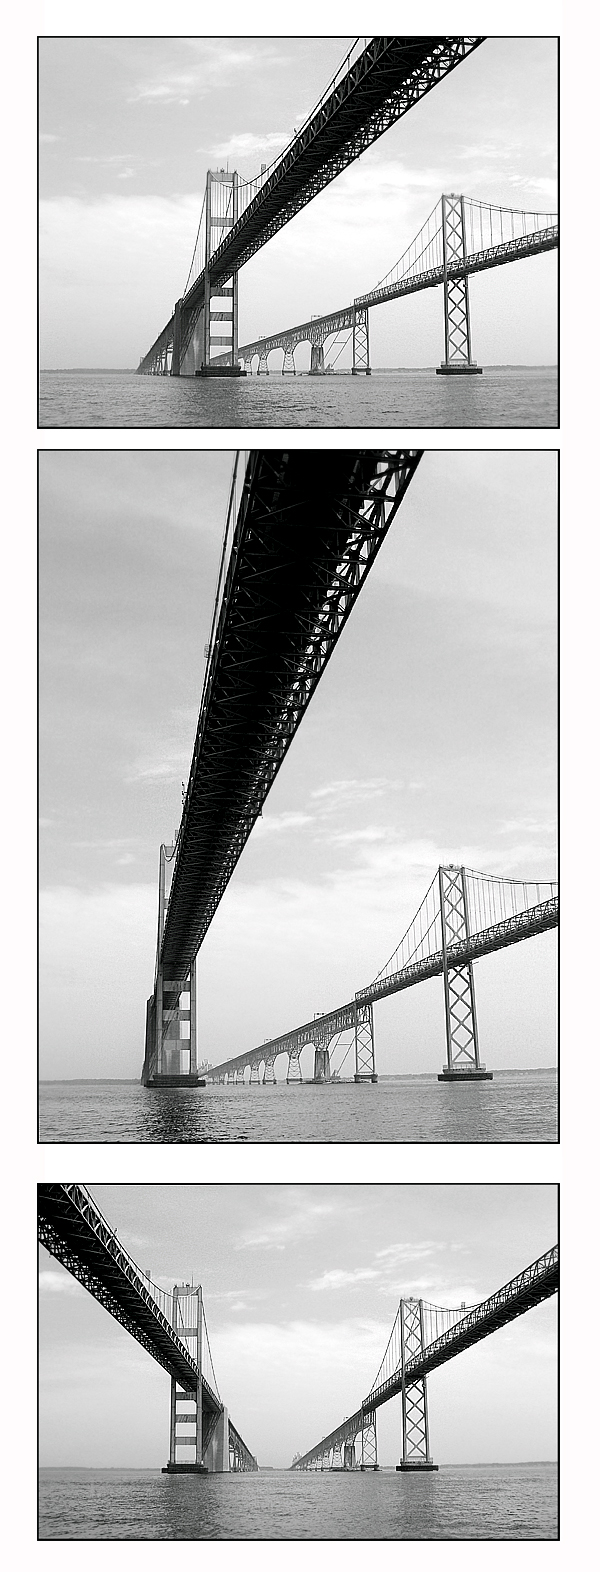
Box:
163, 1284, 230, 1474
176, 170, 241, 377
360, 1406, 379, 1470
396, 1299, 438, 1472
438, 865, 493, 1082
141, 845, 199, 1087
351, 304, 371, 375
355, 1001, 377, 1082
436, 194, 482, 377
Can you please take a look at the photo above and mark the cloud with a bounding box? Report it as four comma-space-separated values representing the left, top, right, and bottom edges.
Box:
311, 778, 401, 810
39, 1270, 86, 1297
236, 1198, 338, 1252
253, 811, 314, 837
308, 1267, 380, 1292
210, 131, 291, 162
40, 133, 60, 143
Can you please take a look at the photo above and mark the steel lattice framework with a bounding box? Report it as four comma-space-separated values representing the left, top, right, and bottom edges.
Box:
137, 37, 484, 374
38, 1184, 258, 1470
291, 1245, 558, 1469
155, 451, 422, 985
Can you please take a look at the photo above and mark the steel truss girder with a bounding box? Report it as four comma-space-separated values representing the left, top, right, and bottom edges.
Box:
38, 1185, 210, 1398
157, 451, 421, 983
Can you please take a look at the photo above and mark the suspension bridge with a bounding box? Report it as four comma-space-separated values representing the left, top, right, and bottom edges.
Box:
291, 1244, 558, 1471
136, 36, 556, 381
221, 195, 558, 377
142, 449, 423, 1087
206, 866, 558, 1086
137, 36, 497, 379
141, 448, 556, 1090
38, 1184, 258, 1474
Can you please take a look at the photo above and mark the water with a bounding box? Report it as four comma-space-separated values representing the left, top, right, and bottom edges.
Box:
39, 368, 557, 428
39, 1068, 557, 1143
38, 1463, 557, 1540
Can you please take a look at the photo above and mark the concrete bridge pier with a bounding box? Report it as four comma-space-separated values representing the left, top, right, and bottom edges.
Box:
313, 1040, 332, 1081
310, 342, 325, 374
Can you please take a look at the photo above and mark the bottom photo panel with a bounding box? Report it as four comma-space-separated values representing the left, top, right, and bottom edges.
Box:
38, 1183, 558, 1541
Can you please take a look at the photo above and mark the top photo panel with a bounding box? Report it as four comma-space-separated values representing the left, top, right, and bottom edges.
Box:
39, 35, 558, 430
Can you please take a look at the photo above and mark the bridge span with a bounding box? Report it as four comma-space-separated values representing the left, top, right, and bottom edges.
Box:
291, 1244, 558, 1471
38, 1184, 257, 1474
220, 200, 557, 377
137, 38, 484, 377
142, 449, 422, 1087
207, 869, 558, 1086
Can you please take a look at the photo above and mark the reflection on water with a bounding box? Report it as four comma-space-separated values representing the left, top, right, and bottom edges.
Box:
39, 1463, 558, 1540
39, 1069, 557, 1144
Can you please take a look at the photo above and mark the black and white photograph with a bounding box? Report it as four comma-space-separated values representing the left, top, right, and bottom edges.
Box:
38, 34, 557, 428
38, 448, 557, 1145
38, 1183, 558, 1540
5, 0, 588, 1556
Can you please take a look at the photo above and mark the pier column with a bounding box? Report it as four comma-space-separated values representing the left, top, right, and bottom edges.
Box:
397, 1299, 438, 1471
310, 341, 325, 373
436, 194, 482, 376
141, 844, 201, 1086
171, 298, 182, 377
313, 1034, 332, 1081
438, 865, 492, 1082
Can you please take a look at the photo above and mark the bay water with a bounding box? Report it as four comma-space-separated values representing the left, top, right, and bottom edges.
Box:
39, 367, 557, 429
39, 1067, 557, 1144
38, 1462, 558, 1540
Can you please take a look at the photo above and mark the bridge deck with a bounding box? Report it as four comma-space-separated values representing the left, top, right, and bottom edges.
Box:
292, 1245, 558, 1467
159, 451, 421, 981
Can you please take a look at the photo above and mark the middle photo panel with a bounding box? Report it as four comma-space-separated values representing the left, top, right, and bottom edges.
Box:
38, 448, 557, 1145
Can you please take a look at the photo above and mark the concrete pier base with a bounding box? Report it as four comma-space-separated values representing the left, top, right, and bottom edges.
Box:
145, 1074, 203, 1087
195, 365, 246, 378
162, 1462, 208, 1474
354, 1073, 378, 1083
438, 1068, 493, 1081
396, 1462, 438, 1471
436, 363, 482, 375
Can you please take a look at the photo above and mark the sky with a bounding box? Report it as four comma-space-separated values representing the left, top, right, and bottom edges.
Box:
39, 449, 557, 1081
38, 1183, 557, 1469
38, 36, 558, 368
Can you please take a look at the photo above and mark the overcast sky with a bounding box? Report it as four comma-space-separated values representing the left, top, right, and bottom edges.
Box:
39, 449, 557, 1081
39, 36, 557, 368
38, 1183, 557, 1469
